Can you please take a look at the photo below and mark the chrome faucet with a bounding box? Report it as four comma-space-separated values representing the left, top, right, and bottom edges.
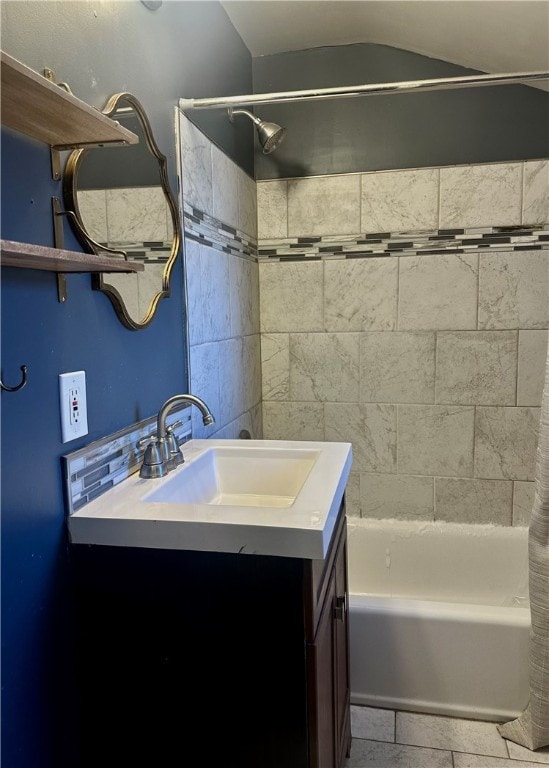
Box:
139, 394, 215, 479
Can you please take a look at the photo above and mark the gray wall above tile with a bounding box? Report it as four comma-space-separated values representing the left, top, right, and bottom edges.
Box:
253, 43, 549, 179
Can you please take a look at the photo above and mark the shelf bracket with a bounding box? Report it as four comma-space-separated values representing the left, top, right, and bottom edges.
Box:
44, 68, 72, 181
51, 147, 61, 181
56, 272, 68, 303
52, 196, 67, 303
44, 68, 60, 180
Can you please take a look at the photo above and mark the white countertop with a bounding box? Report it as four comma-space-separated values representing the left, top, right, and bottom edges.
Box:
68, 439, 353, 559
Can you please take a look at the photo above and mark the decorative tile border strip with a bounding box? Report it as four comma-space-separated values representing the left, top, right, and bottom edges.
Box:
258, 224, 549, 262
62, 405, 192, 516
100, 240, 172, 265
183, 200, 548, 263
183, 204, 257, 262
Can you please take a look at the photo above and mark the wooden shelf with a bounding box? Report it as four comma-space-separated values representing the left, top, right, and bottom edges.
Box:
0, 239, 144, 273
1, 50, 138, 149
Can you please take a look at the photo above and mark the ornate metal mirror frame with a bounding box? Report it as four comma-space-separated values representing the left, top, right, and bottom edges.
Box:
63, 93, 181, 330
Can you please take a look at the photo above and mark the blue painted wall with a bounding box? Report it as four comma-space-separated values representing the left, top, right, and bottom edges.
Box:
1, 128, 187, 766
0, 2, 251, 766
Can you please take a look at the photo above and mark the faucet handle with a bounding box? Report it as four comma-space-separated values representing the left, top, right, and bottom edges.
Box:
165, 420, 184, 468
137, 434, 157, 451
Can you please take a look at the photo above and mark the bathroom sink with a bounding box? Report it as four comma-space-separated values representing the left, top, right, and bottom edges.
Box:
143, 446, 320, 508
68, 439, 352, 559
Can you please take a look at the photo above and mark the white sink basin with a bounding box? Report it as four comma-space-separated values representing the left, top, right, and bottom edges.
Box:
68, 439, 353, 559
143, 446, 320, 508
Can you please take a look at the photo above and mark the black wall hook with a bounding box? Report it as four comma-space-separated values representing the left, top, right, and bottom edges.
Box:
1, 365, 28, 392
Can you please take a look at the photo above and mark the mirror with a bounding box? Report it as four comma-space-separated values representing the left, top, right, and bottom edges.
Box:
63, 93, 181, 330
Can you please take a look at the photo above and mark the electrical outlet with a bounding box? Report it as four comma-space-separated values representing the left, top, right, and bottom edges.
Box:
59, 371, 88, 443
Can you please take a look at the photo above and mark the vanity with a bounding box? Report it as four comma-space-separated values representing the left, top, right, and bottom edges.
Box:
69, 439, 352, 768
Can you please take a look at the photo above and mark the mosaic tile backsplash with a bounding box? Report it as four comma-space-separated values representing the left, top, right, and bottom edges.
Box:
63, 405, 191, 516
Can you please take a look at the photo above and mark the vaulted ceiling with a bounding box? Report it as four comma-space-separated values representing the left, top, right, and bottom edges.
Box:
222, 1, 549, 88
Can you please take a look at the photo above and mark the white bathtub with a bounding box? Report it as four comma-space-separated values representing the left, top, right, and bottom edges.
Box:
347, 518, 531, 722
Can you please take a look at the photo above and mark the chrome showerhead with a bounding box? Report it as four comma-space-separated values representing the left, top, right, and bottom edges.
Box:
256, 120, 286, 154
228, 107, 286, 154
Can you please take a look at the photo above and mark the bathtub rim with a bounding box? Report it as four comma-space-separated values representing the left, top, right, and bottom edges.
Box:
349, 693, 527, 723
348, 594, 531, 624
347, 516, 529, 608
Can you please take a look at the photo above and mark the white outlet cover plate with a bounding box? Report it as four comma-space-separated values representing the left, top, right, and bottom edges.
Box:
59, 371, 88, 443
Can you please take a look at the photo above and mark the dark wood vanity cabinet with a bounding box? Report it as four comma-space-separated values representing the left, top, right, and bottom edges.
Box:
306, 510, 352, 768
72, 503, 350, 768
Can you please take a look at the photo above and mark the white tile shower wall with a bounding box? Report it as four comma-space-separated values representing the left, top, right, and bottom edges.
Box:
107, 263, 167, 321
259, 161, 548, 238
77, 187, 173, 322
81, 187, 172, 244
258, 160, 549, 525
178, 114, 261, 440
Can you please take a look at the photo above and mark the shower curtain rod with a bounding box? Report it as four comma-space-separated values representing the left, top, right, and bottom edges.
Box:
179, 70, 549, 111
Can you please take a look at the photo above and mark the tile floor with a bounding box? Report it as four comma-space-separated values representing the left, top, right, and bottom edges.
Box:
345, 706, 549, 767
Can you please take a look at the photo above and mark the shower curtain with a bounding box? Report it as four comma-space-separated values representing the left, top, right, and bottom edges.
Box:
498, 341, 549, 751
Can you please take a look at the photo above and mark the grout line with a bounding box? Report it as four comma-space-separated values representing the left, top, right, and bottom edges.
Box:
515, 329, 520, 406
434, 330, 439, 405
359, 172, 363, 235
511, 479, 517, 526
471, 404, 477, 480
520, 161, 525, 226
391, 709, 524, 762
353, 734, 513, 765
437, 167, 442, 230
476, 251, 481, 331
285, 179, 289, 239
396, 255, 401, 331
395, 404, 399, 475
503, 732, 511, 759
322, 258, 326, 333
357, 327, 362, 410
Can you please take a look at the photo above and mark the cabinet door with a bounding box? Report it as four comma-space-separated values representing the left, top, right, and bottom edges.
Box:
334, 523, 352, 764
307, 573, 337, 768
307, 521, 352, 768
